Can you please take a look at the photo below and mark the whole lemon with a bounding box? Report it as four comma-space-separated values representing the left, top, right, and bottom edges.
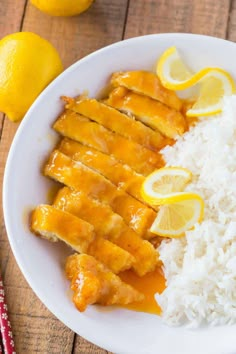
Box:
0, 32, 63, 122
30, 0, 94, 17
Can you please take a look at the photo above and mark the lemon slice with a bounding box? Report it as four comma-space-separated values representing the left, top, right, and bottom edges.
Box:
150, 194, 204, 238
157, 46, 195, 90
141, 167, 192, 205
156, 46, 235, 116
186, 69, 235, 116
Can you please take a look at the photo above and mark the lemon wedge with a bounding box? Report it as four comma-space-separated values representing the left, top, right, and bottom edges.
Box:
156, 46, 194, 90
150, 194, 204, 238
141, 167, 192, 205
186, 69, 235, 116
142, 167, 204, 237
156, 46, 235, 116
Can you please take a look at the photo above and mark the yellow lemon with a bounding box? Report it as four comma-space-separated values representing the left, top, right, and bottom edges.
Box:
156, 46, 235, 116
186, 69, 235, 117
156, 46, 194, 90
150, 194, 204, 238
141, 167, 192, 205
141, 167, 204, 237
0, 32, 63, 122
30, 0, 94, 17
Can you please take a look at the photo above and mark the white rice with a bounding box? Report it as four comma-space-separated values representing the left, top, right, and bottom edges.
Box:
156, 95, 236, 327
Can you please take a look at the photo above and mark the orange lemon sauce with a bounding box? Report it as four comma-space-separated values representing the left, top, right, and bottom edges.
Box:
46, 182, 62, 204
119, 266, 166, 315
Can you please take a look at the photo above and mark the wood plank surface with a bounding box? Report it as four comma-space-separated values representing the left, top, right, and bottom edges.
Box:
23, 0, 129, 67
227, 0, 236, 41
124, 0, 231, 39
0, 0, 27, 183
0, 0, 235, 353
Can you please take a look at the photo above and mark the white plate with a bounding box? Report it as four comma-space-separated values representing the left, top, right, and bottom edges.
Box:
3, 33, 236, 354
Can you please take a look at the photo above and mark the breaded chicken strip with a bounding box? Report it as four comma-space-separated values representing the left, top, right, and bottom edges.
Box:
62, 95, 171, 151
105, 87, 187, 138
65, 253, 144, 312
44, 150, 156, 237
54, 187, 159, 275
111, 70, 182, 111
31, 204, 134, 273
31, 204, 94, 253
53, 110, 164, 175
58, 138, 145, 203
88, 237, 135, 274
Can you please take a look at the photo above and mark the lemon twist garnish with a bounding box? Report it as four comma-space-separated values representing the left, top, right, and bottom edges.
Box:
156, 46, 235, 117
142, 167, 204, 238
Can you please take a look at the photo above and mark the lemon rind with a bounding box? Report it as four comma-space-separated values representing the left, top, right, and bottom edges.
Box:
142, 190, 203, 206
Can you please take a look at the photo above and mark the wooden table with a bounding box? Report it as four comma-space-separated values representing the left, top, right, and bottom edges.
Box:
0, 0, 235, 352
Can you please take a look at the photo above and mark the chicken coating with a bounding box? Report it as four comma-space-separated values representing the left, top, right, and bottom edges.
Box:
58, 138, 145, 203
65, 253, 144, 312
44, 150, 156, 237
111, 70, 182, 111
31, 204, 135, 273
31, 204, 94, 253
54, 187, 159, 275
53, 110, 164, 175
88, 237, 135, 274
63, 95, 171, 151
105, 87, 187, 138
